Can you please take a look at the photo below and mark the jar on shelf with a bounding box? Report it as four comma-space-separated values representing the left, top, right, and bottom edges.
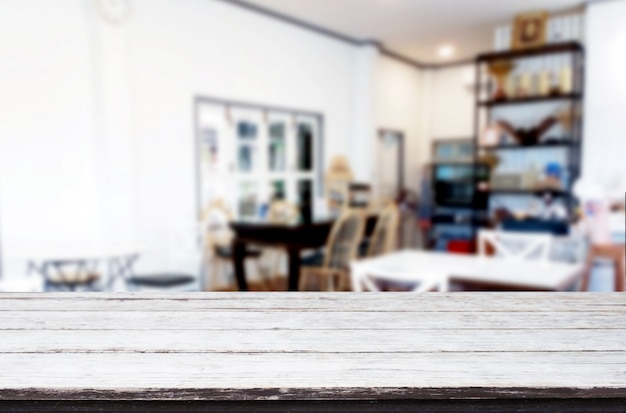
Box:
560, 55, 574, 94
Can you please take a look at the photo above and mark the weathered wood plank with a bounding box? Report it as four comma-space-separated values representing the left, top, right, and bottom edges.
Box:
0, 352, 624, 391
1, 310, 624, 330
0, 293, 623, 407
0, 328, 623, 353
0, 293, 623, 313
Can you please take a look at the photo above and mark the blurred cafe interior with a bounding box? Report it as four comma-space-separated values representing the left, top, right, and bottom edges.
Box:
0, 0, 624, 293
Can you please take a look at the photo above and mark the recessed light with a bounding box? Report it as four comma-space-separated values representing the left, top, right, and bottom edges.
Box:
437, 44, 455, 59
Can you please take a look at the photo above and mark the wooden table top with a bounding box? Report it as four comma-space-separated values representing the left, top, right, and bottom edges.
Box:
0, 293, 624, 407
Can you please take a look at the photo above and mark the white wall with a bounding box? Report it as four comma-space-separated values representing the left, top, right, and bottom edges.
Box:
428, 65, 475, 141
0, 0, 475, 277
376, 56, 424, 191
0, 0, 373, 276
583, 0, 626, 186
128, 0, 365, 272
352, 45, 380, 183
0, 0, 101, 276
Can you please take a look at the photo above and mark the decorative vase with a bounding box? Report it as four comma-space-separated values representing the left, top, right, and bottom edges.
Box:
488, 60, 515, 101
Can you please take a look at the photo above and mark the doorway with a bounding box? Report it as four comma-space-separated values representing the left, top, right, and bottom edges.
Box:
377, 129, 405, 200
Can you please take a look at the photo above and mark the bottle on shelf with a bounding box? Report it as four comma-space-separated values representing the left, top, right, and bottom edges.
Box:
527, 162, 540, 190
506, 73, 517, 99
529, 58, 540, 97
548, 56, 561, 96
517, 62, 531, 98
538, 57, 551, 96
551, 17, 564, 43
561, 166, 570, 191
559, 55, 573, 94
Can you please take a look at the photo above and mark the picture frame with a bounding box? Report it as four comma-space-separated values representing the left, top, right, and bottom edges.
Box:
511, 11, 548, 50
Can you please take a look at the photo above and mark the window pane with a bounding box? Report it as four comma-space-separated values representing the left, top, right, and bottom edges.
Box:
269, 122, 286, 172
237, 121, 258, 172
297, 123, 313, 171
270, 180, 286, 201
297, 179, 313, 223
238, 181, 258, 219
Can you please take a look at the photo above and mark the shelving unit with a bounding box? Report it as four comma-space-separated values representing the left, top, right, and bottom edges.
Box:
482, 141, 576, 150
429, 139, 489, 251
472, 41, 584, 236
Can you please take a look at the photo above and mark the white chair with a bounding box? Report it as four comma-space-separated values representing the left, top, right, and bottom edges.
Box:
350, 259, 444, 293
478, 229, 552, 262
357, 273, 442, 293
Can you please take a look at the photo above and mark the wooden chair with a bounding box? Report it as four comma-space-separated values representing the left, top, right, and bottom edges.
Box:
264, 200, 301, 289
580, 244, 625, 292
325, 155, 354, 216
366, 202, 400, 257
478, 229, 552, 262
299, 209, 366, 291
267, 200, 301, 225
200, 199, 264, 291
348, 183, 372, 209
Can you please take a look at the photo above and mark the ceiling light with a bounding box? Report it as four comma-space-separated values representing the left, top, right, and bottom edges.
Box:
437, 45, 455, 59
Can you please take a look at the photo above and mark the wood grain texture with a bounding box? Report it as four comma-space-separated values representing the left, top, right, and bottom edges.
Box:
0, 293, 624, 410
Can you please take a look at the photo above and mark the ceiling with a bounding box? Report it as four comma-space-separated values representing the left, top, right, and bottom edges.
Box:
239, 0, 585, 63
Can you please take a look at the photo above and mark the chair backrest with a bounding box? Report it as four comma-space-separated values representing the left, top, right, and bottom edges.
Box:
348, 183, 372, 209
359, 275, 442, 293
478, 229, 552, 262
323, 209, 366, 270
267, 200, 301, 225
200, 199, 234, 254
367, 203, 400, 257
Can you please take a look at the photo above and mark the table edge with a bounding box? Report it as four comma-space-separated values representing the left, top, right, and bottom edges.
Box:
1, 386, 625, 401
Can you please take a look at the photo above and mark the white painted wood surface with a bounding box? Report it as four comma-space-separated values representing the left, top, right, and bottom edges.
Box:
0, 293, 624, 401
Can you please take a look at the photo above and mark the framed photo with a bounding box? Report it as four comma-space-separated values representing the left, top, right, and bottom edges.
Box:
512, 11, 548, 50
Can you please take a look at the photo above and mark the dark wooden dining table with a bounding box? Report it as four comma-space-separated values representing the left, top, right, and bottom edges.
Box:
230, 215, 377, 291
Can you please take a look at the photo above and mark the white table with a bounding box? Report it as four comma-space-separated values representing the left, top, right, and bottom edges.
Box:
351, 250, 585, 292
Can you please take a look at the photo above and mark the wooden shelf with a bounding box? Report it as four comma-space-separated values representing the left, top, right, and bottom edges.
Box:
431, 161, 475, 166
432, 214, 491, 226
480, 141, 579, 151
479, 93, 582, 107
485, 189, 569, 197
477, 42, 583, 62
